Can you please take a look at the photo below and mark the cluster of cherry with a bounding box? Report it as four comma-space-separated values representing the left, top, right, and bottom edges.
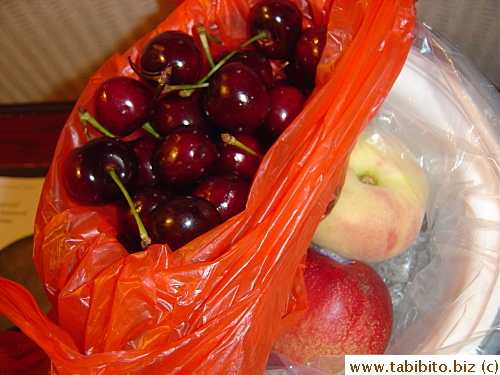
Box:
63, 0, 327, 253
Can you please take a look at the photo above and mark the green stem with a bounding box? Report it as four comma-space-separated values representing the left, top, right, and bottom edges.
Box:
79, 106, 160, 139
142, 122, 162, 139
168, 82, 209, 95
78, 106, 116, 138
158, 82, 209, 97
181, 31, 269, 97
197, 23, 215, 68
108, 168, 151, 250
201, 31, 268, 84
221, 133, 263, 159
127, 28, 267, 98
81, 118, 91, 141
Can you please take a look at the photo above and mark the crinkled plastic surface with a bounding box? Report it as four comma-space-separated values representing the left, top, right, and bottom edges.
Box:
263, 22, 499, 375
379, 23, 499, 356
0, 0, 417, 374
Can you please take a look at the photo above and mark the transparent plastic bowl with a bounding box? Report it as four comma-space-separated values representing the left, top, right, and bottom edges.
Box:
374, 22, 499, 356
266, 22, 499, 374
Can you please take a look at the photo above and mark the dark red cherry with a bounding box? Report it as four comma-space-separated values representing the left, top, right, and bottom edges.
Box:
154, 125, 219, 186
139, 30, 203, 85
95, 76, 154, 137
204, 62, 270, 134
151, 195, 221, 251
215, 49, 273, 86
63, 137, 138, 206
129, 135, 160, 186
284, 59, 314, 91
217, 134, 264, 182
284, 26, 327, 91
259, 82, 306, 144
193, 173, 250, 222
120, 184, 177, 247
150, 91, 212, 135
248, 0, 302, 60
294, 25, 327, 83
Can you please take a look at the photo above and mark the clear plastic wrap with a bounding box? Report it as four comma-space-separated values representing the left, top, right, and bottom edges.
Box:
265, 21, 499, 374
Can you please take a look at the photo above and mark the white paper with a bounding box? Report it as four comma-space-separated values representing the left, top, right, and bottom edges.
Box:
0, 176, 45, 250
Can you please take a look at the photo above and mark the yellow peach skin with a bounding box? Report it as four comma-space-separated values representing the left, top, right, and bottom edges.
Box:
312, 131, 429, 262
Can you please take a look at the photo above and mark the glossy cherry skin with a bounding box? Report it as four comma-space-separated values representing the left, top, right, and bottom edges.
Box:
140, 30, 203, 85
294, 25, 327, 83
153, 125, 219, 187
215, 49, 273, 86
216, 134, 264, 182
129, 135, 160, 186
284, 59, 314, 92
151, 195, 221, 251
284, 26, 327, 91
63, 137, 138, 206
120, 184, 177, 248
150, 91, 213, 136
95, 76, 154, 137
248, 0, 302, 60
204, 62, 270, 134
259, 82, 306, 144
193, 173, 251, 222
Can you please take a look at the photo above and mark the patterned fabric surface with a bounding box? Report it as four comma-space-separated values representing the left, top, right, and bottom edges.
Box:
0, 0, 174, 104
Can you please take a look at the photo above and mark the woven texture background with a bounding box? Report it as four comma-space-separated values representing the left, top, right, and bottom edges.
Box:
0, 0, 498, 104
0, 0, 174, 104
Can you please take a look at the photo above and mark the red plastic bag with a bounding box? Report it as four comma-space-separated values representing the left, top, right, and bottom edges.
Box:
0, 0, 416, 373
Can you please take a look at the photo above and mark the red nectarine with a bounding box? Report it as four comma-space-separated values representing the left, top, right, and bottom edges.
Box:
272, 246, 393, 364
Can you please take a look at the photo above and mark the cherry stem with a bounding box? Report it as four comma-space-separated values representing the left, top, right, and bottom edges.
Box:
78, 106, 160, 139
128, 56, 166, 78
81, 117, 91, 141
128, 55, 210, 98
79, 106, 116, 138
141, 122, 162, 139
180, 30, 269, 97
221, 133, 263, 159
272, 61, 289, 86
128, 56, 172, 99
153, 65, 173, 99
128, 29, 267, 98
108, 167, 151, 250
174, 82, 209, 97
201, 31, 268, 83
202, 28, 223, 45
196, 23, 215, 68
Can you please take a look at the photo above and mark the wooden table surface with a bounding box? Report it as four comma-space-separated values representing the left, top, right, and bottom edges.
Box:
0, 101, 75, 175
